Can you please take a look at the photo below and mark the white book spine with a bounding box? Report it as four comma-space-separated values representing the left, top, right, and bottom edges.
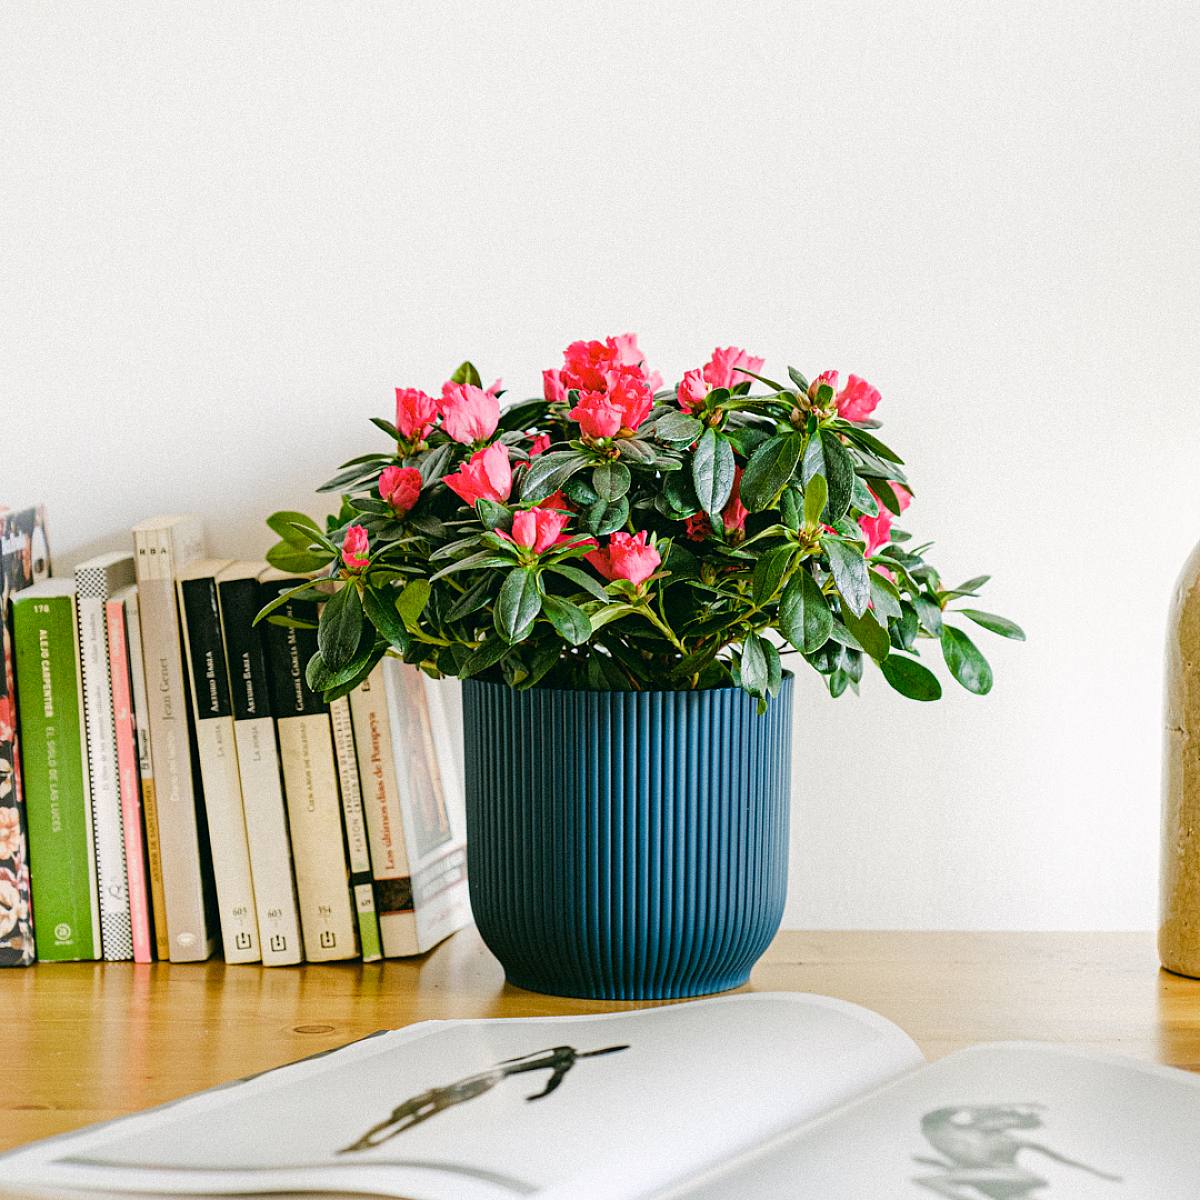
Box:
232, 716, 303, 965
276, 714, 358, 962
177, 575, 260, 964
349, 668, 418, 958
74, 581, 132, 960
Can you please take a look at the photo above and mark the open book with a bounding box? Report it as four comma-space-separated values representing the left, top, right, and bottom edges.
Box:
4, 993, 1198, 1199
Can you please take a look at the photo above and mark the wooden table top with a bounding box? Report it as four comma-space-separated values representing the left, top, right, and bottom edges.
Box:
2, 928, 1197, 1155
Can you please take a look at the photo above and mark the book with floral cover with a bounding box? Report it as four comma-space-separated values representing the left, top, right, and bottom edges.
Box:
0, 504, 50, 965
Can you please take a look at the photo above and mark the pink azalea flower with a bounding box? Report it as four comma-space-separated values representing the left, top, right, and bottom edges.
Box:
443, 441, 512, 506
561, 339, 618, 392
378, 465, 422, 516
677, 368, 709, 413
603, 368, 653, 431
814, 370, 881, 421
394, 388, 439, 441
568, 391, 625, 439
499, 507, 572, 554
702, 346, 765, 391
585, 530, 662, 586
542, 369, 567, 404
722, 466, 748, 534
858, 484, 911, 555
342, 524, 370, 571
537, 489, 570, 511
528, 433, 551, 456
440, 382, 500, 444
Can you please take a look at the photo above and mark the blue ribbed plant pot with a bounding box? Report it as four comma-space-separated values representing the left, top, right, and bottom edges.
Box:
462, 675, 793, 1000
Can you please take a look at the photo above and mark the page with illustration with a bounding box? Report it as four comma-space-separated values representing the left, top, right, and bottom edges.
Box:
0, 993, 922, 1200
662, 1041, 1200, 1199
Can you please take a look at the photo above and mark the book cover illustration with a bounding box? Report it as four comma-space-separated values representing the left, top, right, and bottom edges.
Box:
0, 504, 51, 965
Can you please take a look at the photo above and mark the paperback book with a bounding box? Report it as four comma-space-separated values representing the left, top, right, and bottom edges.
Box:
0, 503, 50, 966
2, 993, 1197, 1198
10, 580, 100, 962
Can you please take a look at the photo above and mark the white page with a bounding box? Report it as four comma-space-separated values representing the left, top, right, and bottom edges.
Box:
0, 993, 921, 1200
662, 1041, 1200, 1198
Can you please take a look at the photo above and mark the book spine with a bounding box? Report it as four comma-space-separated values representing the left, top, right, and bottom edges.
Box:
74, 574, 132, 961
348, 669, 418, 957
133, 528, 212, 961
13, 593, 100, 961
105, 600, 153, 963
178, 576, 260, 963
261, 581, 356, 962
330, 696, 382, 963
217, 575, 302, 966
122, 592, 169, 960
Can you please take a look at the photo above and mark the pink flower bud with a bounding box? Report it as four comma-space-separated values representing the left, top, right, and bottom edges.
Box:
443, 442, 512, 506
677, 368, 709, 413
440, 382, 501, 444
342, 524, 370, 572
543, 369, 567, 403
378, 465, 422, 516
500, 507, 572, 554
568, 391, 624, 439
394, 388, 438, 441
721, 465, 748, 534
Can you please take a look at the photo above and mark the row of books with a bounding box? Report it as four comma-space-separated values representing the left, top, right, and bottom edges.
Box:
0, 508, 468, 966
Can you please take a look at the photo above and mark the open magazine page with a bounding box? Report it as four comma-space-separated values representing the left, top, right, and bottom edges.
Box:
1, 993, 922, 1200
661, 1041, 1200, 1199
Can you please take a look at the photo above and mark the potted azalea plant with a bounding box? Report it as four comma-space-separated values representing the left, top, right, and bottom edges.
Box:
262, 335, 1022, 1000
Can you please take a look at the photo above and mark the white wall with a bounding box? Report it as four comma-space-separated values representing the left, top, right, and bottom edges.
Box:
4, 2, 1198, 931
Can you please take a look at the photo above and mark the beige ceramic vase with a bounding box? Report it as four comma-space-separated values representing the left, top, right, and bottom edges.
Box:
1161, 540, 1200, 977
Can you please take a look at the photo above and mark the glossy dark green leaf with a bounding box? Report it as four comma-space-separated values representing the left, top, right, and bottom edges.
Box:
941, 626, 994, 694
778, 570, 833, 653
957, 609, 1026, 641
362, 585, 411, 651
691, 427, 736, 516
841, 604, 890, 664
787, 366, 810, 393
740, 632, 772, 697
752, 544, 796, 606
495, 567, 542, 643
585, 496, 630, 537
889, 602, 919, 652
522, 450, 590, 502
825, 538, 871, 617
474, 499, 510, 530
740, 432, 804, 511
801, 430, 855, 523
850, 475, 879, 517
541, 594, 591, 645
880, 654, 943, 701
396, 579, 431, 631
913, 592, 944, 636
779, 486, 803, 531
803, 474, 828, 530
653, 411, 705, 447
592, 460, 632, 502
317, 583, 363, 672
545, 562, 610, 602
868, 571, 903, 622
266, 510, 325, 547
265, 542, 336, 574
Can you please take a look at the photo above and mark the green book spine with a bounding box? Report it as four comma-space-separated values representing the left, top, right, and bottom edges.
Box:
13, 588, 100, 961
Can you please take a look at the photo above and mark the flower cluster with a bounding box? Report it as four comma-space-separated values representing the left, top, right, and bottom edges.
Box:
264, 335, 1020, 707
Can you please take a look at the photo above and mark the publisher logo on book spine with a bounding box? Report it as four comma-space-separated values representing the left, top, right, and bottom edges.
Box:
54, 923, 71, 943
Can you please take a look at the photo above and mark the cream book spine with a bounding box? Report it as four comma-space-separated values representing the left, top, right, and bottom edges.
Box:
74, 551, 137, 960
259, 572, 356, 962
216, 563, 302, 966
177, 561, 260, 964
131, 515, 214, 962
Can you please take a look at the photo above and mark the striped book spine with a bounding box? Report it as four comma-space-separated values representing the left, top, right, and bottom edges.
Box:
74, 552, 137, 960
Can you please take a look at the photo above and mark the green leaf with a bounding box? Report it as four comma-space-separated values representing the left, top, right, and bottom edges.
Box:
802, 474, 828, 530
779, 486, 803, 531
736, 368, 790, 392
317, 583, 363, 673
740, 632, 772, 698
445, 573, 493, 622
841, 605, 890, 664
752, 544, 796, 606
265, 542, 335, 574
545, 563, 610, 602
840, 424, 904, 465
461, 636, 511, 677
825, 538, 871, 617
890, 602, 919, 652
541, 594, 591, 645
495, 567, 542, 643
474, 499, 510, 530
585, 496, 629, 537
450, 360, 482, 388
850, 475, 879, 517
941, 626, 994, 694
801, 430, 854, 523
266, 510, 325, 547
880, 654, 943, 701
866, 477, 905, 517
653, 411, 704, 447
957, 609, 1026, 641
778, 570, 833, 654
522, 450, 590, 502
563, 476, 599, 506
868, 571, 903, 622
429, 550, 515, 581
913, 592, 944, 636
741, 432, 804, 512
941, 575, 992, 601
615, 438, 657, 465
787, 366, 810, 393
660, 470, 700, 517
396, 579, 431, 631
691, 427, 736, 516
362, 585, 411, 651
592, 460, 631, 502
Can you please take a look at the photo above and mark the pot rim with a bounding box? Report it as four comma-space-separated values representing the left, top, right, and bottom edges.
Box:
461, 670, 794, 701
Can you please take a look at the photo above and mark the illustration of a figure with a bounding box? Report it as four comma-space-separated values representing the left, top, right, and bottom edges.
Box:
912, 1104, 1122, 1197
340, 1043, 629, 1154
